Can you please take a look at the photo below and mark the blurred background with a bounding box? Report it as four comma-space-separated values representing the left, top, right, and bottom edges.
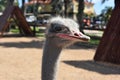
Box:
0, 0, 115, 45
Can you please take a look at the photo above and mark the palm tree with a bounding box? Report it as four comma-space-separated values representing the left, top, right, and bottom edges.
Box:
77, 0, 84, 33
101, 0, 109, 3
101, 6, 113, 23
21, 0, 25, 12
64, 0, 68, 17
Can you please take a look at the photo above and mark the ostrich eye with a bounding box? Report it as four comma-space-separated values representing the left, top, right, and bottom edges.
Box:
53, 26, 62, 32
50, 23, 62, 32
50, 23, 69, 33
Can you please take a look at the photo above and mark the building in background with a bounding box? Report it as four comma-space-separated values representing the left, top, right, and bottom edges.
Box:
72, 0, 95, 16
24, 0, 52, 14
24, 0, 95, 16
84, 0, 95, 16
24, 0, 96, 23
71, 0, 95, 21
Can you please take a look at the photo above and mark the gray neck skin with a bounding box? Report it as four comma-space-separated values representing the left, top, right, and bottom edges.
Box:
42, 39, 62, 80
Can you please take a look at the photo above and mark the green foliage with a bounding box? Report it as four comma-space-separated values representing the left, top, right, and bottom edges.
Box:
10, 26, 45, 37
0, 0, 19, 12
101, 0, 109, 4
100, 6, 113, 23
0, 0, 7, 11
14, 0, 19, 6
90, 38, 100, 45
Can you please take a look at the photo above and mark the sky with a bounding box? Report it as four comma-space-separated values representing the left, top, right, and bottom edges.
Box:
92, 0, 115, 15
18, 0, 115, 15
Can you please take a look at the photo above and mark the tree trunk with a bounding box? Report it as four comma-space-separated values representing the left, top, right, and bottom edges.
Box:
94, 0, 120, 64
77, 0, 84, 33
64, 0, 68, 17
21, 0, 25, 12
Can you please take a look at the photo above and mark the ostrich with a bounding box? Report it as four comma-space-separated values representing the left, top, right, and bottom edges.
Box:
42, 17, 90, 80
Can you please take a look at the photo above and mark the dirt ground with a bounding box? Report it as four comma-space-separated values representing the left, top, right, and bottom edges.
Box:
0, 37, 120, 80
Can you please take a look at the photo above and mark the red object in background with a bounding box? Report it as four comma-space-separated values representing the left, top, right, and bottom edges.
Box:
87, 19, 90, 26
83, 19, 87, 23
25, 0, 52, 5
83, 18, 91, 26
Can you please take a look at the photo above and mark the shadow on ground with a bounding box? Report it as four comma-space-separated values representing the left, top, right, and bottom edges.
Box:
0, 40, 97, 49
0, 34, 99, 49
0, 40, 45, 49
63, 60, 120, 74
68, 42, 97, 49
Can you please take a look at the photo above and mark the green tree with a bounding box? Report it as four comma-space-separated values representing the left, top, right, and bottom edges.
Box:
0, 0, 7, 11
101, 0, 109, 3
0, 0, 16, 12
101, 6, 113, 23
14, 0, 19, 6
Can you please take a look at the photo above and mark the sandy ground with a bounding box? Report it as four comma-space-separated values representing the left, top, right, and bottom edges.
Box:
0, 37, 120, 80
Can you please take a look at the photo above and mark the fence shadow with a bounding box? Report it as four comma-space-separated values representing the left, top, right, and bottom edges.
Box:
63, 60, 120, 74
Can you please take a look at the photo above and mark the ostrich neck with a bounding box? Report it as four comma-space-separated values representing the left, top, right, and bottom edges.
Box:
42, 39, 62, 80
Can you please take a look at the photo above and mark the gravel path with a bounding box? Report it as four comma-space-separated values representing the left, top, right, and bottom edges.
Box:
0, 37, 120, 80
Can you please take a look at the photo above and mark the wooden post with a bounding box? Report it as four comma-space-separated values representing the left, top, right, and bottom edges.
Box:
0, 6, 33, 36
94, 0, 120, 64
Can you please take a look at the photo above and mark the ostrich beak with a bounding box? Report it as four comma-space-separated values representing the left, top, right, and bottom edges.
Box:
56, 32, 90, 42
71, 32, 90, 42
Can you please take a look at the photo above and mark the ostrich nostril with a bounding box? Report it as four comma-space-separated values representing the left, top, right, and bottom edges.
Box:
74, 33, 79, 37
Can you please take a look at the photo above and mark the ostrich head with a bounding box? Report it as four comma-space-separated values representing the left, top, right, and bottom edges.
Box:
42, 17, 90, 80
45, 17, 90, 47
